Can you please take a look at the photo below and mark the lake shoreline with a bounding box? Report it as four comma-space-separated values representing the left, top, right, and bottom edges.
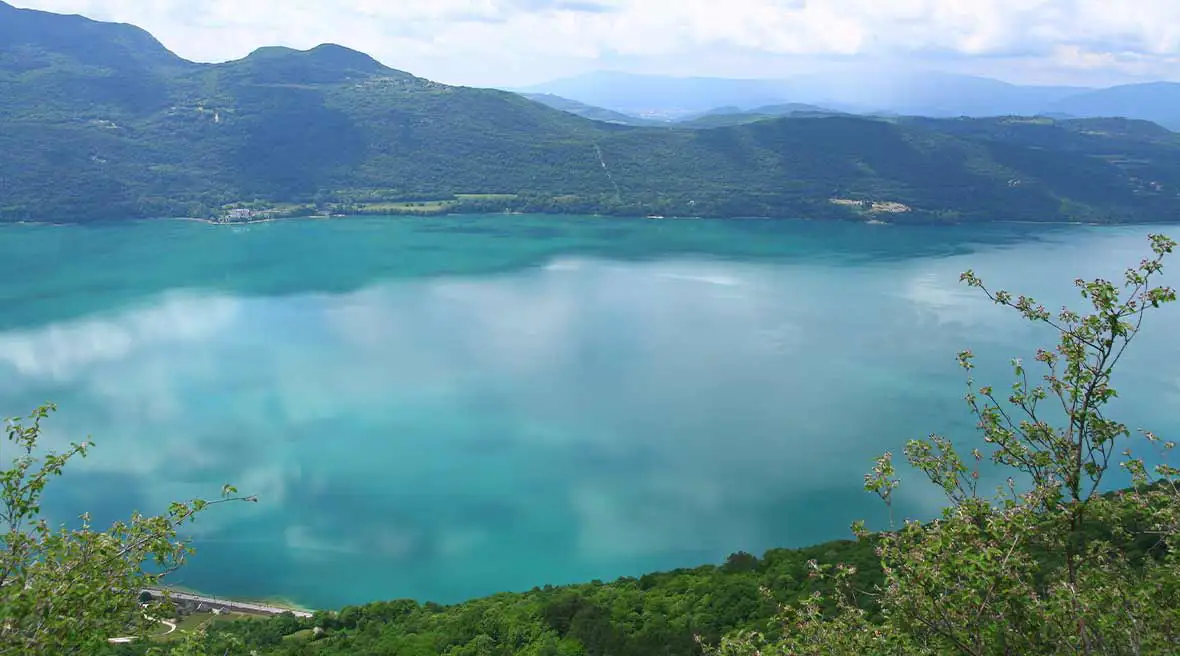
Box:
2, 212, 1121, 229
159, 585, 314, 614
3, 216, 1176, 609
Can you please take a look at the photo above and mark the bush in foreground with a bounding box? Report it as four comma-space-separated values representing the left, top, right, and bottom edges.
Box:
713, 233, 1180, 655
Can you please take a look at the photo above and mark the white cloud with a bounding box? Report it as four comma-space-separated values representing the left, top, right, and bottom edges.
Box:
11, 0, 1180, 85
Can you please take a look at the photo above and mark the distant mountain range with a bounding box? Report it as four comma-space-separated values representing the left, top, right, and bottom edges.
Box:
1048, 83, 1180, 131
518, 93, 664, 126
673, 104, 849, 128
521, 94, 845, 128
3, 0, 1180, 225
513, 71, 1180, 130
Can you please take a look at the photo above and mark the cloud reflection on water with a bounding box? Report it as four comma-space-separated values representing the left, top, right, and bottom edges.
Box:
1, 228, 1177, 607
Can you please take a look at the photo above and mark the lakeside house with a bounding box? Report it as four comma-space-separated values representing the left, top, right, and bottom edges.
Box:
214, 207, 276, 223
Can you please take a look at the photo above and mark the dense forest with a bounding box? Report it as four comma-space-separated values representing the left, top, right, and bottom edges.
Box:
4, 1, 1180, 224
104, 539, 879, 656
96, 488, 1167, 655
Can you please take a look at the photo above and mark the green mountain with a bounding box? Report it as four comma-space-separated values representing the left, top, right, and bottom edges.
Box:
513, 69, 1092, 118
519, 95, 842, 129
110, 537, 882, 656
676, 103, 847, 128
1048, 82, 1180, 131
519, 92, 663, 126
3, 2, 1180, 224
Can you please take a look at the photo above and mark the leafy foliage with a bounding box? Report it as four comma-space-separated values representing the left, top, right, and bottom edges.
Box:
712, 233, 1180, 655
104, 540, 881, 656
0, 405, 253, 655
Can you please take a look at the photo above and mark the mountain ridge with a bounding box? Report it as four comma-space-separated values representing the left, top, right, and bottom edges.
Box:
0, 1, 189, 70
212, 43, 419, 87
518, 70, 1180, 129
519, 92, 664, 126
4, 3, 1180, 225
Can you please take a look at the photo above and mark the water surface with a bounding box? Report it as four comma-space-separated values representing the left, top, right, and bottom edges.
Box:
1, 215, 1177, 608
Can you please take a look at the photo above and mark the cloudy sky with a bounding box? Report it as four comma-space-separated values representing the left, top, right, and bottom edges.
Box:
12, 0, 1180, 87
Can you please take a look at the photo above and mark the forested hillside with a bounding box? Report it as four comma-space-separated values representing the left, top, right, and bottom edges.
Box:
4, 1, 1180, 224
105, 539, 882, 656
101, 486, 1169, 656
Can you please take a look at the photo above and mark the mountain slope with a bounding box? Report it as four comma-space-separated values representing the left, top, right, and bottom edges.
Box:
1050, 83, 1180, 131
0, 0, 192, 119
518, 95, 840, 129
676, 103, 845, 128
520, 69, 1180, 132
779, 70, 1087, 116
0, 0, 187, 72
517, 70, 1092, 119
514, 71, 787, 117
519, 93, 662, 126
3, 4, 1180, 225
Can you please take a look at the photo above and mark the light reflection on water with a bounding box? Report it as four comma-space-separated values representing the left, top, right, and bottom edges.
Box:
0, 216, 1177, 608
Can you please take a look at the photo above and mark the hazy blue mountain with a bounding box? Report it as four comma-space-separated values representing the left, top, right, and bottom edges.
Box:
513, 71, 788, 118
520, 69, 1180, 131
518, 92, 663, 125
693, 103, 836, 119
518, 69, 1093, 119
747, 103, 838, 115
674, 103, 846, 128
519, 94, 842, 129
778, 70, 1087, 116
1049, 82, 1180, 130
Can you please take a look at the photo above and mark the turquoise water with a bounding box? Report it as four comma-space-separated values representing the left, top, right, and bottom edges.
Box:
1, 215, 1178, 609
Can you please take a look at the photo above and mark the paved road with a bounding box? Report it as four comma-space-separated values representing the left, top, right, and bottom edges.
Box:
146, 588, 314, 618
107, 616, 176, 644
106, 589, 312, 644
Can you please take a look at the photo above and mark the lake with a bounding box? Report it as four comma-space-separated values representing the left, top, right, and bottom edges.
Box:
1, 215, 1177, 609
